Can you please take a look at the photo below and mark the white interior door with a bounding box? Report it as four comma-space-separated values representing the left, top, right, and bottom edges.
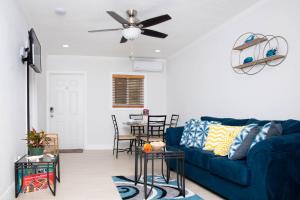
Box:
48, 73, 85, 149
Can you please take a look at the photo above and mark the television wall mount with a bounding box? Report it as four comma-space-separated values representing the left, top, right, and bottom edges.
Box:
21, 47, 30, 64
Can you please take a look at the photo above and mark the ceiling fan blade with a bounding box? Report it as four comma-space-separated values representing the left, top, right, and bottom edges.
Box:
107, 11, 129, 26
88, 28, 122, 33
141, 29, 168, 38
138, 14, 171, 28
120, 36, 128, 43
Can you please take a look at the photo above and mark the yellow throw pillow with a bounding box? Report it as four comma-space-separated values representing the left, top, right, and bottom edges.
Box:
203, 124, 228, 151
203, 124, 244, 155
214, 126, 244, 156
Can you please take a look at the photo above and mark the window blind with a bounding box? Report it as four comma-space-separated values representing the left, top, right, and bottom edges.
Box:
112, 74, 144, 108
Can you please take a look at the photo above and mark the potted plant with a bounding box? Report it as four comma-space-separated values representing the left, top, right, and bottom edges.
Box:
25, 128, 48, 156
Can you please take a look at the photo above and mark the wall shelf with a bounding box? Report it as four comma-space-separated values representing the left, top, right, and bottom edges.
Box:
233, 37, 267, 51
233, 55, 285, 69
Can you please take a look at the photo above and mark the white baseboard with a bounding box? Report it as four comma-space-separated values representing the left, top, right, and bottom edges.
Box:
85, 144, 112, 150
0, 183, 14, 200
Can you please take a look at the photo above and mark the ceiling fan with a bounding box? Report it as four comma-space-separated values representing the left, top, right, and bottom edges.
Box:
88, 9, 171, 43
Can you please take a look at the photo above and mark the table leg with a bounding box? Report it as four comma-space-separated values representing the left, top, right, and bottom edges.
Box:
161, 157, 169, 184
138, 149, 143, 181
167, 160, 170, 183
54, 163, 57, 195
178, 158, 183, 196
134, 146, 138, 185
176, 159, 181, 190
167, 159, 170, 183
57, 155, 61, 182
151, 156, 154, 193
182, 158, 185, 197
47, 163, 56, 196
144, 154, 148, 199
15, 164, 20, 198
161, 158, 165, 180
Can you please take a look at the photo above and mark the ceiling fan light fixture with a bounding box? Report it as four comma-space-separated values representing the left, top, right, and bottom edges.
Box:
122, 27, 141, 40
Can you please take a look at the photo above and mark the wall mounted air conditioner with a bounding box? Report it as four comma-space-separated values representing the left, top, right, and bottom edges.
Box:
132, 59, 164, 72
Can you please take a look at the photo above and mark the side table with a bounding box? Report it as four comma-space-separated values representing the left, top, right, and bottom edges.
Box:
135, 146, 185, 199
14, 154, 60, 198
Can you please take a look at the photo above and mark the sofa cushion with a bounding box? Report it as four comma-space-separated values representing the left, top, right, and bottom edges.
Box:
201, 116, 249, 126
250, 122, 283, 149
182, 146, 216, 170
281, 119, 300, 135
213, 126, 244, 156
247, 118, 300, 135
180, 119, 196, 147
228, 124, 260, 160
209, 157, 251, 186
204, 124, 243, 152
187, 120, 220, 149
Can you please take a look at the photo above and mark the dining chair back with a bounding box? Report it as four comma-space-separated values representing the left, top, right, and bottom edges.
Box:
129, 114, 144, 136
146, 115, 167, 142
111, 115, 136, 159
169, 114, 179, 128
112, 115, 119, 138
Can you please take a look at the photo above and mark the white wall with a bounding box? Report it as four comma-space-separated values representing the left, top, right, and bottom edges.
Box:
0, 0, 28, 199
38, 55, 167, 149
167, 0, 300, 125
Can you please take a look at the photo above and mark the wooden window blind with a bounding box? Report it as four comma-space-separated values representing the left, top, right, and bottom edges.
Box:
112, 74, 144, 108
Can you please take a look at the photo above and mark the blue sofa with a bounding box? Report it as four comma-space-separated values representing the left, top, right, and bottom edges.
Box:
166, 116, 300, 200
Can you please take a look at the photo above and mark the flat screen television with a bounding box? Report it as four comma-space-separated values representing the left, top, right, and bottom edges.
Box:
28, 28, 42, 73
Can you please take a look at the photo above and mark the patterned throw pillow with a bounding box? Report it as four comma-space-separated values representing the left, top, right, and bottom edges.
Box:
203, 124, 243, 152
213, 126, 244, 156
187, 120, 220, 148
250, 121, 282, 149
228, 124, 260, 160
180, 119, 196, 146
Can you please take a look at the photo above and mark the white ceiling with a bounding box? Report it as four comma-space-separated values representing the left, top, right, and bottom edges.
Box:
18, 0, 260, 58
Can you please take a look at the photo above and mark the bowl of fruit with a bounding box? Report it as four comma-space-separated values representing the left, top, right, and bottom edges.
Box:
150, 141, 166, 151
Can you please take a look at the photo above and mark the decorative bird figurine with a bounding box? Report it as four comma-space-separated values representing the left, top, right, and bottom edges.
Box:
245, 35, 255, 43
266, 48, 277, 57
243, 57, 253, 64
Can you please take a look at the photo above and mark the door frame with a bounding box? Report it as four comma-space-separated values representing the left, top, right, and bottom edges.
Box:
46, 71, 87, 149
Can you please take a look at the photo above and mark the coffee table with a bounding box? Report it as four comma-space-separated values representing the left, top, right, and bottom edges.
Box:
134, 146, 185, 199
14, 154, 60, 197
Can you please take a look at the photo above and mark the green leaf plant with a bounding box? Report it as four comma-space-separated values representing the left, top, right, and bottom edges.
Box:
24, 128, 50, 148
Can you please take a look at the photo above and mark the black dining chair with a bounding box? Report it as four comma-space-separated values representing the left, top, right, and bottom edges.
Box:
168, 114, 179, 128
112, 115, 136, 159
141, 115, 167, 143
129, 114, 145, 135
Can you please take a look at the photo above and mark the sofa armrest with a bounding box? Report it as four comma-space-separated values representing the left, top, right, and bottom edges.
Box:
247, 133, 300, 199
247, 133, 300, 166
165, 127, 184, 146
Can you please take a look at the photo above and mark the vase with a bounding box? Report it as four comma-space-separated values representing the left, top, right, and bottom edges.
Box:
28, 147, 44, 156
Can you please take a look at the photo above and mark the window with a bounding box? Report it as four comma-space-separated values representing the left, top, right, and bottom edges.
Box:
112, 74, 144, 108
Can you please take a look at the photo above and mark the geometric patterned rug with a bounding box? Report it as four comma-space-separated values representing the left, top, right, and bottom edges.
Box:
112, 175, 203, 200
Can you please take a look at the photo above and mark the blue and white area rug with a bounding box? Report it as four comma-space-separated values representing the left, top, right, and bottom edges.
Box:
112, 175, 203, 200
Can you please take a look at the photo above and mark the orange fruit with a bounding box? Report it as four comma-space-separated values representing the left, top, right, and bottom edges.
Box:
143, 143, 152, 153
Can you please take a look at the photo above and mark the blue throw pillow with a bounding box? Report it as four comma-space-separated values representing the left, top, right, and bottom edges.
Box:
250, 121, 283, 149
187, 120, 220, 149
228, 124, 260, 160
180, 119, 196, 147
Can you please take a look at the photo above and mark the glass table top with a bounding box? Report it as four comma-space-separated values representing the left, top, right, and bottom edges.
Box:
137, 145, 183, 154
16, 154, 58, 164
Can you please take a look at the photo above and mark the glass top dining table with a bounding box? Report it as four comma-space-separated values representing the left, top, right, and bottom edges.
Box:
123, 120, 170, 126
123, 120, 147, 126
